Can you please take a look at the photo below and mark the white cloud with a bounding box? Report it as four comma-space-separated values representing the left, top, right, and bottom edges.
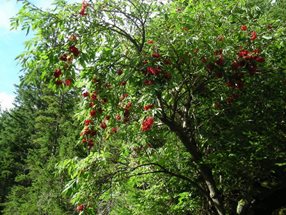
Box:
0, 92, 15, 111
0, 0, 17, 30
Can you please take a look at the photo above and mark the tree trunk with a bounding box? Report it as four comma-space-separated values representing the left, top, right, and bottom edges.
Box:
161, 117, 225, 215
198, 164, 225, 215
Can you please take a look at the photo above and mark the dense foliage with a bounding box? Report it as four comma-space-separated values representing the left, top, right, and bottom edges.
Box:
0, 77, 82, 214
1, 0, 286, 214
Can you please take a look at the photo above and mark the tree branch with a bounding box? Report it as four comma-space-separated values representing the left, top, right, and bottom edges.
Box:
126, 162, 211, 201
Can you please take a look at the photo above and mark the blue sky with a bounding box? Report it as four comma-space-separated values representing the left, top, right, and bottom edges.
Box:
0, 0, 81, 111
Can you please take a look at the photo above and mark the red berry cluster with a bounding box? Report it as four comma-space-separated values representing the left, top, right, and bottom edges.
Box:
79, 70, 138, 149
206, 26, 265, 107
143, 104, 154, 111
141, 116, 154, 131
53, 35, 82, 87
240, 24, 258, 41
53, 67, 73, 87
142, 41, 173, 86
80, 88, 113, 149
76, 204, 85, 212
79, 0, 89, 16
79, 66, 158, 149
143, 53, 172, 82
147, 40, 154, 44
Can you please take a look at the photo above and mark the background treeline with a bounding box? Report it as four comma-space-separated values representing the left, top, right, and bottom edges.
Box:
0, 76, 83, 214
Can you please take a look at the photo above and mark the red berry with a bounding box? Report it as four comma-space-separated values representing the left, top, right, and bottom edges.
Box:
82, 91, 89, 97
69, 45, 80, 57
79, 1, 89, 16
120, 81, 127, 86
125, 102, 132, 110
111, 127, 118, 133
124, 109, 130, 118
232, 61, 241, 70
147, 67, 160, 75
55, 80, 63, 86
59, 54, 68, 61
238, 50, 249, 58
250, 31, 257, 41
100, 122, 107, 129
115, 114, 121, 121
84, 119, 92, 126
91, 92, 97, 101
141, 116, 154, 132
216, 55, 224, 66
147, 40, 154, 44
252, 49, 260, 54
119, 93, 128, 101
88, 139, 94, 149
144, 80, 154, 85
82, 127, 90, 135
90, 130, 97, 136
66, 55, 74, 63
143, 104, 154, 111
152, 52, 160, 58
65, 79, 72, 86
240, 25, 247, 31
116, 69, 123, 75
254, 56, 265, 63
54, 69, 62, 78
90, 109, 96, 117
76, 204, 85, 212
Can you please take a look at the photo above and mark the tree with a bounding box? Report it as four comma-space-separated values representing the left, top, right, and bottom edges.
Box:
12, 0, 286, 214
0, 85, 35, 214
1, 76, 81, 214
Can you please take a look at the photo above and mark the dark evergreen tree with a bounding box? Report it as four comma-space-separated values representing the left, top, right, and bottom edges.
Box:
0, 86, 35, 214
1, 76, 81, 214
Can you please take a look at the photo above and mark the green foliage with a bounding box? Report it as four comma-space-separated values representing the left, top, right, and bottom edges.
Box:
0, 93, 35, 213
2, 0, 286, 214
1, 78, 81, 214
